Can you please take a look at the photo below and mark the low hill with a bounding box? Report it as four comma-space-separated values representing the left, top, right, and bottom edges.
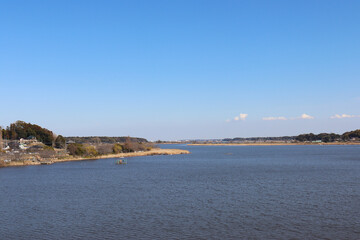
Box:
64, 136, 148, 144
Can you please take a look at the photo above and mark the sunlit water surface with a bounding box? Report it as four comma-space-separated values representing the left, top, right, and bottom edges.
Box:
1, 145, 359, 239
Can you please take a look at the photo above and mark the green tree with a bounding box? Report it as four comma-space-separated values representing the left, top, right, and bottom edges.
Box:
67, 143, 86, 156
321, 135, 331, 143
112, 143, 123, 154
2, 121, 54, 145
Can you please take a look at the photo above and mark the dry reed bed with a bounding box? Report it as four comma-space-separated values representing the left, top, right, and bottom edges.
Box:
3, 148, 190, 167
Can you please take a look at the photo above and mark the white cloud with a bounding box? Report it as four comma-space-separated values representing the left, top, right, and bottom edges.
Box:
238, 113, 248, 120
228, 113, 317, 122
229, 113, 248, 122
262, 116, 287, 121
299, 113, 314, 119
330, 114, 357, 119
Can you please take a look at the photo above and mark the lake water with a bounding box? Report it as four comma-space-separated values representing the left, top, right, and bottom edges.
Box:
0, 144, 359, 239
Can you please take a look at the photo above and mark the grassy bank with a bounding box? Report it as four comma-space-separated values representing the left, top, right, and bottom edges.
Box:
2, 148, 190, 168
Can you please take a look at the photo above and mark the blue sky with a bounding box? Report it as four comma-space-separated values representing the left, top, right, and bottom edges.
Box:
1, 0, 359, 140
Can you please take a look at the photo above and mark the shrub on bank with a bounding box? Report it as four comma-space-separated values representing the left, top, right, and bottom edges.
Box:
67, 143, 98, 157
68, 141, 154, 157
112, 143, 123, 154
43, 145, 54, 151
122, 138, 154, 152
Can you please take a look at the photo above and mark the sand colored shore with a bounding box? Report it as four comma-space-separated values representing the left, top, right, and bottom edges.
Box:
189, 142, 360, 146
2, 148, 190, 168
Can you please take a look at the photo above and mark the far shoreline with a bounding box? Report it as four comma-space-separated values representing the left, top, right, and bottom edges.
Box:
188, 142, 360, 146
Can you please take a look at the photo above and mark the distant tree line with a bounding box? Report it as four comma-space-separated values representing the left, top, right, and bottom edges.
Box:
342, 129, 360, 140
223, 136, 295, 142
65, 136, 148, 144
295, 133, 340, 142
296, 129, 360, 142
222, 129, 360, 143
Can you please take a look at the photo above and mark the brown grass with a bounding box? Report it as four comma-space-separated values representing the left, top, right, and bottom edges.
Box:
57, 148, 190, 162
3, 148, 190, 168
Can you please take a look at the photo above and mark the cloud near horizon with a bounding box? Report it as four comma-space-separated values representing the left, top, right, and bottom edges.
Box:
229, 113, 315, 122
227, 113, 248, 122
262, 116, 287, 121
299, 113, 314, 119
262, 113, 314, 121
234, 113, 248, 121
330, 114, 358, 119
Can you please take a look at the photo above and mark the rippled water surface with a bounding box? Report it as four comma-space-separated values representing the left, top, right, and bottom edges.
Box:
1, 145, 360, 239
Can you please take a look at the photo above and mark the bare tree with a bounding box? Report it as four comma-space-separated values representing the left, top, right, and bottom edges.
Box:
95, 143, 113, 155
